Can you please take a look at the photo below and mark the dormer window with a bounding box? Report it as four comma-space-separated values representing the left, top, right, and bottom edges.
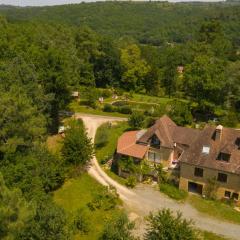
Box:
217, 152, 231, 162
236, 138, 240, 149
202, 145, 210, 155
150, 135, 160, 148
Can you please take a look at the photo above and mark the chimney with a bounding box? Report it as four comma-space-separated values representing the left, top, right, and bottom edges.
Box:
215, 125, 223, 141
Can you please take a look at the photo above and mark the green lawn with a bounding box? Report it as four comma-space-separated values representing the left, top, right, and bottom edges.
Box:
68, 92, 177, 118
54, 173, 123, 240
188, 195, 240, 225
131, 93, 172, 105
95, 121, 129, 185
200, 231, 230, 240
95, 121, 129, 164
104, 168, 127, 185
159, 183, 188, 201
68, 101, 129, 118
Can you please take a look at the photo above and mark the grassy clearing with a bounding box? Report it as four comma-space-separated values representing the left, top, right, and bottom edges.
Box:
54, 173, 123, 240
159, 183, 188, 201
188, 195, 240, 225
95, 121, 129, 185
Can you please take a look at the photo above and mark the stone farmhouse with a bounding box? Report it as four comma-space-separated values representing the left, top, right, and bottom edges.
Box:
116, 115, 240, 201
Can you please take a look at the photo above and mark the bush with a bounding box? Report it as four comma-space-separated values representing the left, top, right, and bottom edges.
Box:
220, 111, 239, 128
117, 105, 132, 114
73, 208, 90, 234
159, 183, 188, 200
204, 177, 219, 200
87, 187, 118, 211
95, 122, 111, 148
128, 111, 145, 129
115, 88, 124, 96
155, 164, 168, 184
144, 117, 157, 128
101, 89, 112, 98
99, 213, 135, 240
85, 88, 99, 109
145, 208, 199, 240
125, 176, 137, 188
169, 99, 193, 126
112, 100, 129, 107
103, 103, 115, 112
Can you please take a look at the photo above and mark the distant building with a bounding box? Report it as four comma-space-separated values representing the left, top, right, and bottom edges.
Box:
177, 66, 184, 74
71, 91, 79, 98
99, 97, 104, 103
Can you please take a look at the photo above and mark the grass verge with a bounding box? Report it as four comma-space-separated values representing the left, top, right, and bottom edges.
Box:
95, 121, 129, 185
159, 183, 188, 201
95, 121, 129, 164
188, 195, 240, 225
200, 230, 230, 240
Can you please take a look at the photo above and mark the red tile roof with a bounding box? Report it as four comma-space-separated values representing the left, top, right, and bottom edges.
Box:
117, 131, 148, 159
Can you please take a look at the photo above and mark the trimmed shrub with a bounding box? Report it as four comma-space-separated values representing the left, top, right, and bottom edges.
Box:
95, 122, 111, 148
112, 100, 129, 107
117, 105, 132, 114
103, 103, 115, 112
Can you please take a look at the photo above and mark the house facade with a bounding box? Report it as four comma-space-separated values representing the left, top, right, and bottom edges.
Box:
179, 125, 240, 201
117, 115, 199, 170
116, 115, 240, 202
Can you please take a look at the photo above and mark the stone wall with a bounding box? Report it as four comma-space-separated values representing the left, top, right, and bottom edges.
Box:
179, 162, 240, 201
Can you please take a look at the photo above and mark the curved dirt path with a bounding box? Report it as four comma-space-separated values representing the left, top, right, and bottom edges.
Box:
76, 113, 240, 240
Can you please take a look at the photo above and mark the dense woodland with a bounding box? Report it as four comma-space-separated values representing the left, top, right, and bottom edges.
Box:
0, 2, 240, 239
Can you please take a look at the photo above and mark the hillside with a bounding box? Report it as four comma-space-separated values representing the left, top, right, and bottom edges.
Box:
0, 2, 240, 45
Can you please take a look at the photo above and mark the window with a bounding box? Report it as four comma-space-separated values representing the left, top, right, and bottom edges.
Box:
232, 193, 239, 200
224, 191, 231, 198
148, 151, 161, 163
202, 145, 210, 155
148, 152, 155, 161
150, 135, 160, 147
155, 153, 161, 163
194, 167, 203, 177
236, 138, 240, 149
217, 152, 230, 162
217, 173, 228, 183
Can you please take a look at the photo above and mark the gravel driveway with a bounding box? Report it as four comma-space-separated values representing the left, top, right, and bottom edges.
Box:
76, 113, 240, 240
